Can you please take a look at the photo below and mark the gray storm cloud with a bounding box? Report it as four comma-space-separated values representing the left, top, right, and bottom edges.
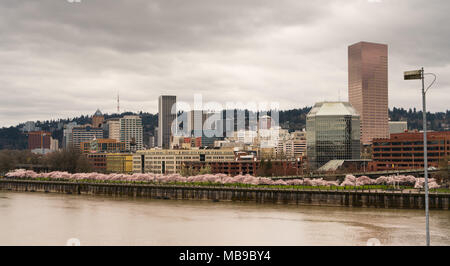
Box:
0, 0, 449, 127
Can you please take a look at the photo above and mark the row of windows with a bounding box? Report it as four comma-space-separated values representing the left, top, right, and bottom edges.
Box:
374, 147, 446, 152
138, 153, 235, 157
373, 158, 441, 162
374, 140, 449, 146
374, 152, 448, 157
142, 159, 235, 164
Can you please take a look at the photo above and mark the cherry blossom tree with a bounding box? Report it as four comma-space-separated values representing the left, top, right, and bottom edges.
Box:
4, 169, 440, 189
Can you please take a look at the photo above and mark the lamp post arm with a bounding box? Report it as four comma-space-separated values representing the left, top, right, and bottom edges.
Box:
424, 73, 437, 94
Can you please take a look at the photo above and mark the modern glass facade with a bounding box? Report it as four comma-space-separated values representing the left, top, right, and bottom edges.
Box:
348, 41, 388, 145
106, 153, 133, 174
63, 122, 77, 149
307, 102, 361, 169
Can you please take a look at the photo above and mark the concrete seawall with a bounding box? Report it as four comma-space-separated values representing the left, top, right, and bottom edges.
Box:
0, 179, 449, 210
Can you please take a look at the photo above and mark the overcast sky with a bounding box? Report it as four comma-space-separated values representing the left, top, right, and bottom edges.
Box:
0, 0, 449, 127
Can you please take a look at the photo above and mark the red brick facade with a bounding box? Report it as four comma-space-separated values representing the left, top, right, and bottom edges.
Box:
184, 159, 304, 177
369, 131, 450, 171
86, 153, 107, 172
28, 131, 51, 150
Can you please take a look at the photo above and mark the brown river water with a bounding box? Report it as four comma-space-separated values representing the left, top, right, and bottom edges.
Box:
0, 191, 449, 246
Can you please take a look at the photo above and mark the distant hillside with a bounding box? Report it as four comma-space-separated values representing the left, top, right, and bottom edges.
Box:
390, 107, 450, 131
0, 107, 448, 150
0, 112, 158, 150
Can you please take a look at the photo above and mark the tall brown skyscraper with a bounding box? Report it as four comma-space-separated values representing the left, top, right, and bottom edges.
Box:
158, 95, 177, 149
348, 41, 389, 145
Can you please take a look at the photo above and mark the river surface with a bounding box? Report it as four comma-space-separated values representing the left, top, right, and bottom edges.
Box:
0, 191, 449, 246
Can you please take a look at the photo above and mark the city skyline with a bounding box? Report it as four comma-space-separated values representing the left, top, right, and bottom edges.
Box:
2, 0, 449, 249
1, 0, 449, 127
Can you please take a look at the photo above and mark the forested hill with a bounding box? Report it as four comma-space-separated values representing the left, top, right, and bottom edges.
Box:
0, 107, 448, 150
0, 112, 157, 150
390, 107, 449, 131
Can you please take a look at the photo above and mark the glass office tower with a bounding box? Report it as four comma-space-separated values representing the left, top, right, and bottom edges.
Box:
348, 41, 388, 145
306, 102, 361, 169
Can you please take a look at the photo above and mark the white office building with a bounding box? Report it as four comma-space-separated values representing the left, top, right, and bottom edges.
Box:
107, 118, 121, 142
120, 115, 143, 152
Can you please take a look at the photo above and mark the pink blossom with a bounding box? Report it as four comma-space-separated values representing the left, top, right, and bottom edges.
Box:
273, 180, 287, 186
414, 178, 440, 189
356, 176, 374, 186
5, 169, 439, 189
258, 178, 274, 185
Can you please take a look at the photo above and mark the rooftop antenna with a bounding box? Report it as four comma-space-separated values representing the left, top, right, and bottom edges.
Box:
117, 91, 120, 114
338, 88, 341, 101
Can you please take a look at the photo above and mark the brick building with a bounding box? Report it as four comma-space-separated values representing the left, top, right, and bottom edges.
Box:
369, 131, 450, 171
28, 131, 51, 150
86, 153, 107, 172
183, 159, 304, 176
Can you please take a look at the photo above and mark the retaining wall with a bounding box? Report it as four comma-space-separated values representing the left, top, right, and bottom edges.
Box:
0, 179, 448, 210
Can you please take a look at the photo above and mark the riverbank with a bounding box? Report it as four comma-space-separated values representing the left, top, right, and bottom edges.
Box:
1, 179, 449, 210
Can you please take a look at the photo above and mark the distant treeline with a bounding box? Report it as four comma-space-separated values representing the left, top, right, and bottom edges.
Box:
0, 149, 92, 174
0, 107, 448, 150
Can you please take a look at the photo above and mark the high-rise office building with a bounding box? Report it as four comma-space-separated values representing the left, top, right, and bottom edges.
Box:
72, 125, 104, 151
149, 135, 156, 148
259, 115, 272, 130
50, 138, 59, 151
120, 115, 143, 152
63, 122, 77, 149
106, 118, 121, 141
348, 41, 389, 145
154, 127, 159, 147
306, 102, 361, 169
200, 111, 223, 147
158, 95, 176, 149
186, 110, 204, 137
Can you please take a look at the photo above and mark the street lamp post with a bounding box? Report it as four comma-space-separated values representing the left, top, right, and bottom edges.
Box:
404, 67, 437, 246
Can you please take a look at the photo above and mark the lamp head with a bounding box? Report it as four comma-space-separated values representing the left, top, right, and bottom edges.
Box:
404, 70, 422, 80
